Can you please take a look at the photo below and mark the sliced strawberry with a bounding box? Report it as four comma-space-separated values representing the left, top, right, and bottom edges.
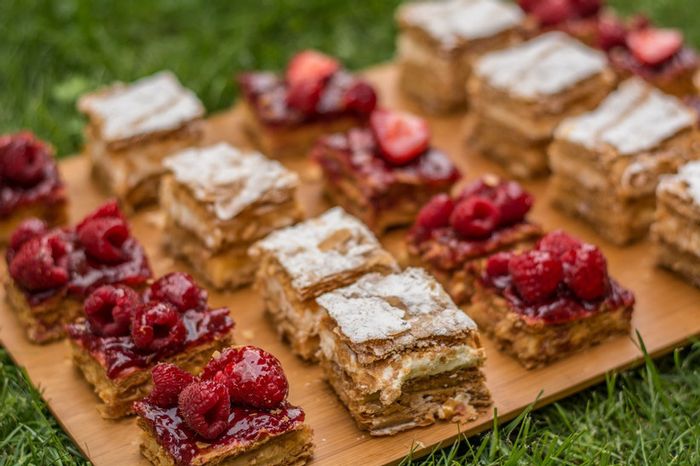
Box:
370, 109, 430, 165
285, 50, 340, 114
627, 28, 683, 66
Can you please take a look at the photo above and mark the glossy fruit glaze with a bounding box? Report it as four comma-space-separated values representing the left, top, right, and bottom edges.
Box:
0, 132, 66, 218
133, 401, 305, 466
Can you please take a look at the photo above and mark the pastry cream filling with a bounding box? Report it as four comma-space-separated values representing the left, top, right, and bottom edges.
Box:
264, 276, 321, 336
319, 329, 483, 405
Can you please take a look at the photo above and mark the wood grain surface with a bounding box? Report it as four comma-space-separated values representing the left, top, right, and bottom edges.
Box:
2, 65, 700, 466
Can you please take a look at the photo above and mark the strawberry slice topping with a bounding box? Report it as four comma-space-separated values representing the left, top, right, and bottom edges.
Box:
627, 27, 683, 66
285, 50, 340, 114
369, 109, 430, 165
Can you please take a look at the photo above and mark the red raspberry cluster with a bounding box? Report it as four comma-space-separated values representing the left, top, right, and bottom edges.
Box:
517, 0, 601, 27
146, 346, 290, 440
83, 272, 207, 352
7, 200, 138, 292
284, 50, 376, 116
0, 132, 52, 188
485, 230, 611, 304
412, 177, 533, 241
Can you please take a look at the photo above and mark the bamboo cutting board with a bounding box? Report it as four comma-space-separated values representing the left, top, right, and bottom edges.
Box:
2, 64, 700, 466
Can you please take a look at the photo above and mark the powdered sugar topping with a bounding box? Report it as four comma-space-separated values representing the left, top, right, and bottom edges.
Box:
399, 0, 523, 48
474, 32, 607, 99
78, 71, 204, 142
164, 143, 298, 221
556, 78, 695, 155
658, 160, 700, 206
253, 207, 394, 291
317, 268, 476, 344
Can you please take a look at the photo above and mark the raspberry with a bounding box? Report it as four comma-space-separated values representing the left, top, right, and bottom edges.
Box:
562, 243, 609, 300
370, 109, 430, 166
485, 252, 513, 278
536, 230, 582, 259
597, 15, 628, 51
146, 272, 206, 312
178, 380, 230, 440
148, 363, 195, 408
449, 197, 500, 239
131, 302, 186, 352
9, 234, 69, 292
200, 346, 289, 409
571, 0, 601, 18
8, 219, 48, 259
531, 0, 574, 26
77, 216, 129, 263
342, 81, 377, 115
495, 181, 533, 227
77, 200, 125, 228
84, 285, 141, 337
508, 250, 563, 304
415, 194, 455, 232
0, 132, 49, 187
285, 50, 340, 114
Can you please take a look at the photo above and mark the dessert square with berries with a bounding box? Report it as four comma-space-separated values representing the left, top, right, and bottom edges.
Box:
607, 23, 698, 97
238, 49, 377, 158
651, 161, 700, 287
161, 143, 303, 290
0, 132, 68, 242
78, 71, 205, 211
395, 0, 526, 113
468, 32, 614, 178
316, 267, 491, 436
250, 207, 398, 361
516, 0, 604, 46
67, 272, 235, 418
310, 109, 461, 233
468, 231, 634, 369
134, 346, 314, 466
5, 201, 152, 344
406, 176, 542, 305
549, 78, 699, 245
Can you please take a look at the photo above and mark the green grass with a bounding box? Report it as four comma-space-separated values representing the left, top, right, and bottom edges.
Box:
1, 0, 699, 464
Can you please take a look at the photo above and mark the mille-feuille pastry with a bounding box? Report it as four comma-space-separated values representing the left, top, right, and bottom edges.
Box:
467, 231, 635, 368
395, 0, 526, 113
652, 161, 700, 287
249, 207, 398, 362
67, 272, 235, 418
5, 201, 152, 344
134, 346, 314, 466
0, 132, 67, 242
406, 176, 542, 305
316, 267, 491, 436
468, 31, 615, 178
78, 71, 205, 211
238, 49, 377, 158
161, 143, 302, 290
310, 109, 461, 233
549, 78, 700, 245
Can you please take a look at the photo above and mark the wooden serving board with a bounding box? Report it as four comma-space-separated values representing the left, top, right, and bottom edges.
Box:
2, 64, 700, 466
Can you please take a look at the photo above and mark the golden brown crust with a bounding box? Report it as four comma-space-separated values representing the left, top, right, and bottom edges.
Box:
468, 283, 632, 369
5, 281, 81, 344
138, 420, 314, 466
0, 199, 68, 244
69, 333, 234, 419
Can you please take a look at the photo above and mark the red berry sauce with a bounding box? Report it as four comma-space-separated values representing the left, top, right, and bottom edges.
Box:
0, 132, 66, 218
133, 401, 305, 466
67, 307, 233, 379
